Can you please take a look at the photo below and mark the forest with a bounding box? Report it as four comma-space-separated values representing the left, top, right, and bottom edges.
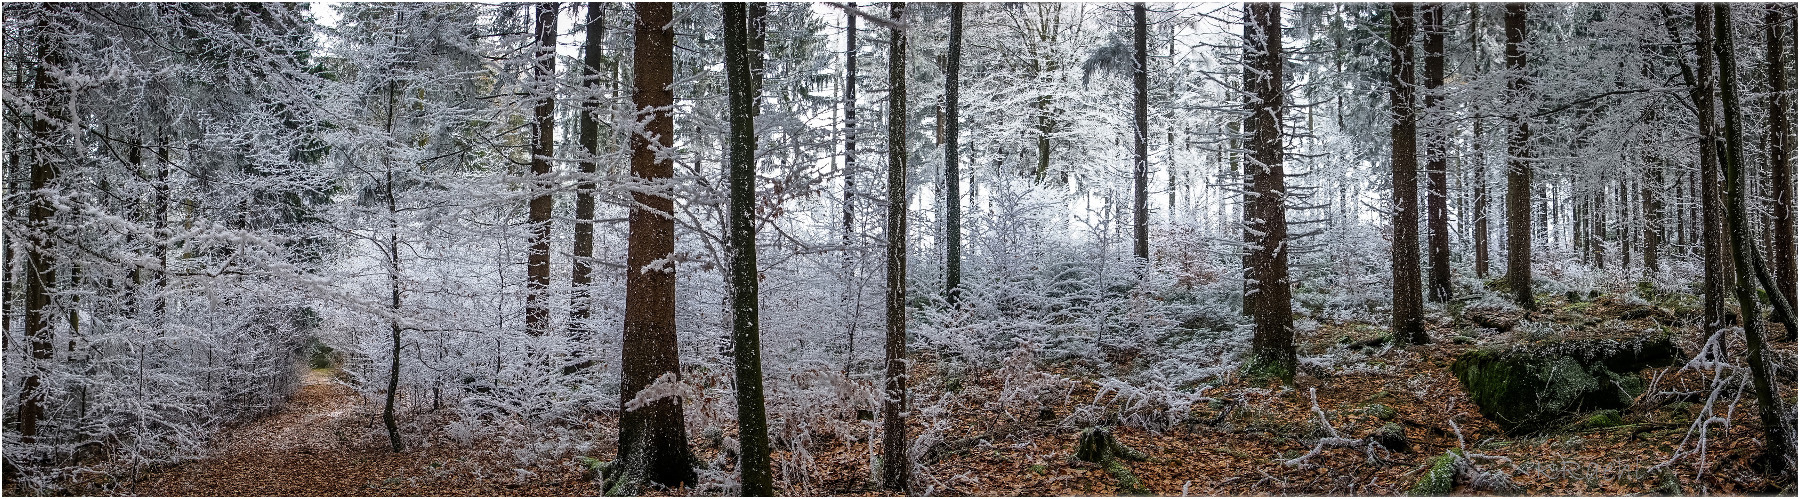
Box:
2, 1, 1796, 496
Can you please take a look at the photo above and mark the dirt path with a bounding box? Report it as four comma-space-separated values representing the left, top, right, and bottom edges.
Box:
128, 369, 587, 496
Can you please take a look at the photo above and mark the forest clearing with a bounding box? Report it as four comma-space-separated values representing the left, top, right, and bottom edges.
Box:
3, 1, 1797, 497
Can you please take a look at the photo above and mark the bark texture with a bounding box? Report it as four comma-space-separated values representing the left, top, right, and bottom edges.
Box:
1390, 3, 1425, 344
611, 3, 697, 494
1503, 3, 1535, 311
1422, 3, 1451, 302
945, 2, 964, 303
880, 2, 911, 492
569, 2, 604, 365
723, 5, 772, 494
1242, 2, 1294, 383
1132, 2, 1150, 263
524, 2, 556, 337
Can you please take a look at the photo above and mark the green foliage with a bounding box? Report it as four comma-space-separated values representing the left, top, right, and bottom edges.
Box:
1578, 410, 1625, 429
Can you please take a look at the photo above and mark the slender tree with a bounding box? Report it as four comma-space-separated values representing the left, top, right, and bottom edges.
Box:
1132, 2, 1150, 263
1684, 3, 1732, 329
1711, 4, 1796, 476
1503, 2, 1535, 311
842, 3, 861, 372
1389, 3, 1426, 344
945, 2, 964, 303
524, 2, 556, 337
723, 5, 772, 494
610, 3, 697, 494
1242, 2, 1294, 382
1767, 3, 1797, 317
1471, 4, 1490, 279
1422, 3, 1451, 302
567, 2, 605, 374
880, 2, 912, 492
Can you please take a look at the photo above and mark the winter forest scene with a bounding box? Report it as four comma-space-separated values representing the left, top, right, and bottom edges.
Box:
2, 1, 1797, 496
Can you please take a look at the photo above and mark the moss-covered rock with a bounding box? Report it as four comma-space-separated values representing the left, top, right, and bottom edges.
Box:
1408, 450, 1459, 496
1450, 333, 1678, 433
1463, 305, 1523, 331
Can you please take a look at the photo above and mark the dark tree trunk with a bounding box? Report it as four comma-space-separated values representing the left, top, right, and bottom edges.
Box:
1422, 3, 1451, 302
1470, 4, 1490, 279
612, 3, 697, 494
19, 8, 66, 444
945, 3, 964, 303
524, 2, 557, 337
723, 5, 772, 494
1503, 3, 1535, 311
843, 3, 860, 373
1132, 2, 1150, 263
1685, 3, 1733, 329
1242, 2, 1294, 383
384, 172, 404, 453
1389, 3, 1426, 344
880, 2, 911, 492
1710, 4, 1797, 476
1768, 3, 1797, 317
568, 2, 605, 372
1644, 151, 1663, 275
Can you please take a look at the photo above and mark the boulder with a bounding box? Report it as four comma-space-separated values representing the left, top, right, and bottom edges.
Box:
1450, 332, 1678, 433
1463, 306, 1522, 332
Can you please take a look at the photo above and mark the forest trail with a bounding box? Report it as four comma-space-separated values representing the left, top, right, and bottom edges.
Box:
128, 369, 588, 496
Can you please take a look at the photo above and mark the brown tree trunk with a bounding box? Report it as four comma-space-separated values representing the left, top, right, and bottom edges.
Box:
1390, 3, 1426, 344
1422, 3, 1452, 302
1242, 2, 1294, 382
1710, 4, 1797, 475
1471, 4, 1490, 279
611, 3, 697, 494
568, 2, 604, 373
524, 2, 556, 336
1503, 3, 1535, 310
880, 2, 912, 492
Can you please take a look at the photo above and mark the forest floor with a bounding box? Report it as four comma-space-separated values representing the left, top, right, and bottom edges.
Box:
101, 295, 1798, 496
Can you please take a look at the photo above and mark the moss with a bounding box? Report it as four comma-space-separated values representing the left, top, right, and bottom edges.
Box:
1408, 450, 1460, 496
1579, 410, 1625, 429
1362, 403, 1398, 420
1240, 353, 1295, 385
1451, 332, 1677, 433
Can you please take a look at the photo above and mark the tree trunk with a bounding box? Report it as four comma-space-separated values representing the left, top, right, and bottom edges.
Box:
1685, 3, 1733, 330
1768, 3, 1797, 317
1644, 151, 1663, 275
880, 2, 911, 492
1470, 4, 1490, 279
723, 5, 772, 494
524, 2, 557, 337
612, 3, 697, 493
1389, 3, 1426, 344
1242, 2, 1294, 383
568, 2, 605, 372
1503, 3, 1535, 311
1710, 4, 1796, 476
945, 3, 964, 303
1132, 2, 1150, 263
19, 8, 66, 444
1422, 3, 1451, 302
843, 3, 860, 373
384, 171, 404, 453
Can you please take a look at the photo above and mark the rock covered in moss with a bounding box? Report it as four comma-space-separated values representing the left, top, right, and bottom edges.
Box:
1408, 450, 1459, 496
1450, 333, 1677, 433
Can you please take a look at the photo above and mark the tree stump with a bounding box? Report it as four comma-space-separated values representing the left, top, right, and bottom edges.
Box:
1075, 427, 1149, 495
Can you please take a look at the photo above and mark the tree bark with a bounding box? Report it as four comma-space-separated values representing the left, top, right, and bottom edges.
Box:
1242, 2, 1294, 383
1389, 3, 1426, 344
19, 7, 67, 445
1470, 4, 1490, 279
1422, 3, 1451, 302
1767, 3, 1797, 317
524, 2, 557, 337
612, 3, 697, 493
1503, 3, 1535, 311
568, 2, 605, 372
843, 3, 861, 374
723, 5, 772, 494
880, 2, 911, 492
1710, 4, 1797, 476
945, 3, 964, 303
1132, 2, 1150, 263
1686, 3, 1733, 329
